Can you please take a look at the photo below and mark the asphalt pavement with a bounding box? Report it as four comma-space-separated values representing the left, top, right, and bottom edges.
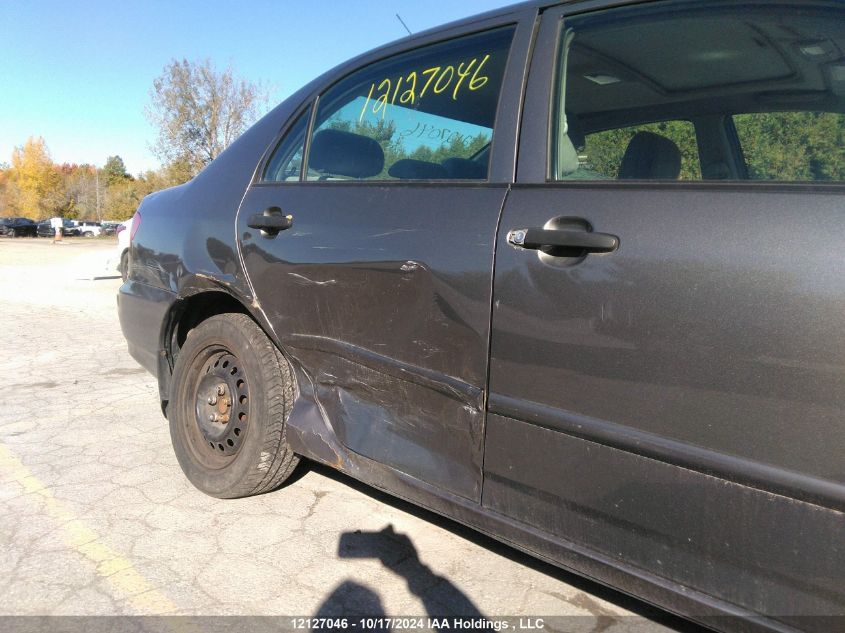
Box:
0, 237, 694, 632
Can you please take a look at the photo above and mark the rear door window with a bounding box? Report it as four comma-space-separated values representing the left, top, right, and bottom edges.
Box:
306, 27, 514, 181
263, 109, 309, 182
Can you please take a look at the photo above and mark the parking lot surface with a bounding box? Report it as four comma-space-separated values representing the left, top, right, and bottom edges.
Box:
0, 239, 689, 631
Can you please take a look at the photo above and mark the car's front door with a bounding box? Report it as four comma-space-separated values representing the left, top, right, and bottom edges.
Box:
238, 17, 532, 501
486, 0, 845, 625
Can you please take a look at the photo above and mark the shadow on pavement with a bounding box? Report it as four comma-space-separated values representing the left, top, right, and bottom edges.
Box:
302, 462, 708, 633
314, 524, 487, 633
314, 581, 389, 631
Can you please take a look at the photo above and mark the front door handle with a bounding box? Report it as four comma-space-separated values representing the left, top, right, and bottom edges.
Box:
507, 227, 619, 253
247, 207, 293, 236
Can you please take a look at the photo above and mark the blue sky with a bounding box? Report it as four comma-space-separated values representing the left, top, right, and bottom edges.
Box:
0, 0, 515, 175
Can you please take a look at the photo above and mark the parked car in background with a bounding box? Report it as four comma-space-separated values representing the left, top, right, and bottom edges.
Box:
36, 221, 51, 237
64, 219, 81, 236
101, 221, 121, 236
36, 219, 75, 237
72, 220, 102, 237
115, 217, 134, 281
0, 217, 37, 237
117, 1, 845, 631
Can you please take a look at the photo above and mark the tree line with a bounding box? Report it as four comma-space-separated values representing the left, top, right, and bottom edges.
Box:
0, 139, 187, 221
0, 59, 266, 221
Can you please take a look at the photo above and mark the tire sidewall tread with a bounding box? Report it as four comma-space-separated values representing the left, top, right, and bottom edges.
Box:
169, 313, 299, 498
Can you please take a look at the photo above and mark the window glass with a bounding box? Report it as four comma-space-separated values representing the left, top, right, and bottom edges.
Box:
307, 27, 514, 181
553, 1, 845, 182
734, 112, 845, 181
263, 109, 309, 182
582, 121, 700, 179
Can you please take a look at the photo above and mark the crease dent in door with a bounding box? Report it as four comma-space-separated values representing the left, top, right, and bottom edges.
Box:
293, 333, 487, 501
272, 251, 495, 502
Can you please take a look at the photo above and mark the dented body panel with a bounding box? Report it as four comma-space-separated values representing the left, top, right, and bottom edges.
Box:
238, 184, 507, 501
116, 1, 845, 631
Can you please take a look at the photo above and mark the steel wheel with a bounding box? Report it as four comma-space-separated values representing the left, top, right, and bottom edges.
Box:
169, 312, 299, 498
187, 349, 251, 468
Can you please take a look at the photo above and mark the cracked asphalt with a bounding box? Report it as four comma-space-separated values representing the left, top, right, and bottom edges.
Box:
0, 238, 695, 632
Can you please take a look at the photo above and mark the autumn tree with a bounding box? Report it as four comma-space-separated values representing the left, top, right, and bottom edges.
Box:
146, 59, 267, 178
10, 137, 62, 219
103, 180, 141, 219
0, 165, 14, 216
61, 165, 99, 219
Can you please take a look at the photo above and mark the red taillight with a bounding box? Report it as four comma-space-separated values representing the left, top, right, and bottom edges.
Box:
130, 212, 141, 243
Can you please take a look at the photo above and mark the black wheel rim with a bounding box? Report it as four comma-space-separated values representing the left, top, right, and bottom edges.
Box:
187, 348, 250, 468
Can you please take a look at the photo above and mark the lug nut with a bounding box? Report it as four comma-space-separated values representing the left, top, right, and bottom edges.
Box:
217, 385, 226, 396
207, 396, 217, 405
208, 413, 218, 422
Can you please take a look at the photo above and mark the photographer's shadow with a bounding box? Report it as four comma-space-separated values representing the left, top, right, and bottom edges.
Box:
313, 524, 485, 631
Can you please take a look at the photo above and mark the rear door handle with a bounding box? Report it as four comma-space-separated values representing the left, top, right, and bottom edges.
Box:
507, 228, 619, 253
247, 208, 293, 236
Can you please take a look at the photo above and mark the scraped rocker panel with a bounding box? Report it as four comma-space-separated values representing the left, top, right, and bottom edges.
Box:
483, 413, 845, 628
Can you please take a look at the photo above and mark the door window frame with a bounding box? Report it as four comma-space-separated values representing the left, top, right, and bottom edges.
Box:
253, 8, 539, 188
260, 103, 315, 183
519, 1, 845, 191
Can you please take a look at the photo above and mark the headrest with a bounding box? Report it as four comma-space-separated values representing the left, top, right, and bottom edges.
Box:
566, 118, 585, 150
388, 159, 447, 180
558, 133, 581, 177
618, 131, 681, 180
309, 129, 384, 178
440, 157, 486, 180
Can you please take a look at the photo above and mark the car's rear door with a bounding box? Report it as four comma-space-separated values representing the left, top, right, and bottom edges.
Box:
485, 0, 845, 625
237, 12, 534, 502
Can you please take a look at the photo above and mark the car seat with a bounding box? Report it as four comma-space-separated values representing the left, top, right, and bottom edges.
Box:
618, 131, 682, 179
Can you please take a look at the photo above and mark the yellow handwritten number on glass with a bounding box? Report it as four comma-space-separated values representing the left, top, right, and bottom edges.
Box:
358, 52, 492, 122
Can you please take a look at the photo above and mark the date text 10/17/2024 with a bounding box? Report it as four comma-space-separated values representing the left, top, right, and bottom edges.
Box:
290, 617, 546, 631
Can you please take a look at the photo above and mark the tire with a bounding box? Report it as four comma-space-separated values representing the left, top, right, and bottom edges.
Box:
83, 231, 94, 238
7, 229, 15, 238
168, 313, 299, 498
120, 250, 129, 282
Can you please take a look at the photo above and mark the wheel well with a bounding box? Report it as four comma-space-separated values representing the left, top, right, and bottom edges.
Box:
159, 291, 252, 411
169, 291, 249, 356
